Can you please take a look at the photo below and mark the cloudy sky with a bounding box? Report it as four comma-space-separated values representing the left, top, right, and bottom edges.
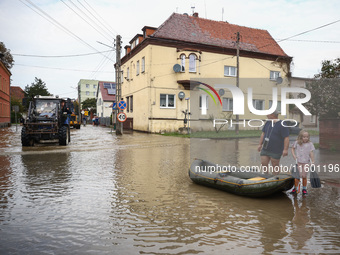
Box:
1, 0, 339, 99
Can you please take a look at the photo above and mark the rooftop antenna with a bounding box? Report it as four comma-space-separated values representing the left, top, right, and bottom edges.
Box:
191, 5, 195, 15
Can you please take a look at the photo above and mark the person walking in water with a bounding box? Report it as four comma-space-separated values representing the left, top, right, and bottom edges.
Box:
291, 130, 315, 195
257, 110, 290, 173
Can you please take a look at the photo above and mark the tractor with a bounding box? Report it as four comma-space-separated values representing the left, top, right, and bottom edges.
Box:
21, 95, 72, 146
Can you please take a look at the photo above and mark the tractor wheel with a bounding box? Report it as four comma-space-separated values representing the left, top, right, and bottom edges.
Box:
21, 127, 33, 146
59, 126, 69, 146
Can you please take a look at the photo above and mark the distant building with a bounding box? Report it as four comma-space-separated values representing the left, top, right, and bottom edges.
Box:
0, 60, 11, 127
96, 81, 116, 118
10, 86, 25, 102
120, 12, 292, 133
78, 79, 99, 108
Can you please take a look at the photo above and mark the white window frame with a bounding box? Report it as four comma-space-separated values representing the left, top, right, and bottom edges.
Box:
253, 99, 265, 110
180, 54, 186, 72
141, 57, 145, 73
222, 97, 233, 111
269, 100, 281, 113
224, 66, 237, 77
136, 60, 140, 76
86, 84, 90, 88
199, 95, 208, 109
160, 94, 175, 108
93, 84, 97, 89
310, 115, 316, 123
86, 91, 90, 96
270, 71, 281, 81
189, 54, 197, 72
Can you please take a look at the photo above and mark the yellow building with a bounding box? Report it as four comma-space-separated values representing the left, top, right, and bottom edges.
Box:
121, 13, 292, 133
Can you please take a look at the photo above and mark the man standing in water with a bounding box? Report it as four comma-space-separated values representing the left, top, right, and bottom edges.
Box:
257, 110, 290, 173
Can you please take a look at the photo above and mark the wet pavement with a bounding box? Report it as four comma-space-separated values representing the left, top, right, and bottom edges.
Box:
0, 125, 339, 254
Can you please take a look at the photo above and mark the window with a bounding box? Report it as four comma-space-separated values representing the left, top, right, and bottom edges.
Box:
199, 95, 208, 109
224, 66, 237, 77
160, 94, 175, 108
93, 85, 97, 89
269, 100, 281, 113
130, 95, 133, 112
86, 91, 90, 96
127, 67, 130, 80
136, 60, 140, 75
189, 54, 197, 72
222, 98, 233, 111
86, 84, 90, 88
310, 115, 316, 123
141, 57, 145, 73
253, 99, 264, 110
180, 54, 186, 72
270, 71, 280, 80
126, 97, 130, 112
93, 92, 96, 96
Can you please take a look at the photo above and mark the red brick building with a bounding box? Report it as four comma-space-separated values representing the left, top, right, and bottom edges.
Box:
0, 61, 11, 127
10, 86, 25, 102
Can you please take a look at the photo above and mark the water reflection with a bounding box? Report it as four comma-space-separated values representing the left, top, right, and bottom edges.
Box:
20, 152, 72, 199
0, 127, 339, 254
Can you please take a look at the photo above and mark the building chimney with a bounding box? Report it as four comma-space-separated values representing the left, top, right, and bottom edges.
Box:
193, 12, 199, 18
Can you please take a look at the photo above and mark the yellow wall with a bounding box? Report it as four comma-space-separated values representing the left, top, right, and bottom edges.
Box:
121, 44, 290, 133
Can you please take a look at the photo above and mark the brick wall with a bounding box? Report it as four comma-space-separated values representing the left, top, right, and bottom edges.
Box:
319, 118, 340, 150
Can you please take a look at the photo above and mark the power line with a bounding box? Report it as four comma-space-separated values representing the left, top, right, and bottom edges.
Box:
20, 0, 114, 63
15, 63, 113, 73
259, 18, 340, 49
60, 0, 114, 42
12, 50, 113, 58
82, 0, 119, 36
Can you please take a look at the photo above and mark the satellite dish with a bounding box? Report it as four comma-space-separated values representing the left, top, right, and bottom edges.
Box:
276, 77, 283, 84
173, 64, 181, 73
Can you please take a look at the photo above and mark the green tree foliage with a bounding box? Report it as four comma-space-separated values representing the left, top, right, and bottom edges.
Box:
0, 42, 14, 70
305, 78, 340, 118
24, 77, 51, 99
315, 58, 340, 78
82, 98, 97, 111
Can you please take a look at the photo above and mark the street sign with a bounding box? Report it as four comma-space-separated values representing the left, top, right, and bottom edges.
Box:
84, 111, 88, 116
112, 102, 116, 109
117, 112, 127, 122
118, 100, 127, 110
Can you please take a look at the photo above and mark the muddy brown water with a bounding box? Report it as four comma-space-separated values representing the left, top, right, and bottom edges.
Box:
0, 126, 339, 254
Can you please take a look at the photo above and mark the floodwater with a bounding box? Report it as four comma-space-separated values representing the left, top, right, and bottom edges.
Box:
0, 125, 339, 254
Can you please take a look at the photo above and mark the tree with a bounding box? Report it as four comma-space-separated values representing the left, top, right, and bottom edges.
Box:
305, 78, 340, 118
315, 58, 340, 78
0, 42, 14, 70
82, 98, 97, 111
24, 77, 51, 99
304, 58, 340, 118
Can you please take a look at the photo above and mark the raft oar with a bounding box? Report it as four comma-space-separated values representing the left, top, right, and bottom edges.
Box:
310, 165, 321, 188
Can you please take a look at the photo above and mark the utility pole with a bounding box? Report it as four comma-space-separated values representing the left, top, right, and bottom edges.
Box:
235, 32, 240, 135
115, 35, 123, 135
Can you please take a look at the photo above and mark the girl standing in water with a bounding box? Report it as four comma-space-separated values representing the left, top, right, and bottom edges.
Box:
291, 130, 315, 195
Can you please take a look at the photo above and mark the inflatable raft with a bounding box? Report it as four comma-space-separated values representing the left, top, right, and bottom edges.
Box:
189, 159, 294, 197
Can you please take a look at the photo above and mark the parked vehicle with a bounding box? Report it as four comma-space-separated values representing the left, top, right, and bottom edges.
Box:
70, 113, 81, 129
21, 96, 72, 146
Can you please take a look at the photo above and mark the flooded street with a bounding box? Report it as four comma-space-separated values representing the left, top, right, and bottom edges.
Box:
0, 125, 340, 254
